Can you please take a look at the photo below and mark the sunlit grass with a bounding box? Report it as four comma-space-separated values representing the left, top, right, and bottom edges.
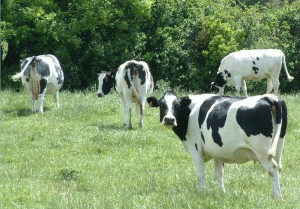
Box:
1, 89, 300, 208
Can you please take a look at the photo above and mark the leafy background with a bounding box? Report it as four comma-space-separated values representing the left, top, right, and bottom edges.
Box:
1, 0, 300, 93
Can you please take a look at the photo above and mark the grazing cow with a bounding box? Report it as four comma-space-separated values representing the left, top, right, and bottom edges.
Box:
211, 49, 294, 96
12, 54, 64, 113
97, 60, 154, 129
147, 91, 287, 199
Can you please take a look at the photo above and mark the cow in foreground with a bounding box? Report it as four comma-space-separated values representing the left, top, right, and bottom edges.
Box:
211, 49, 294, 96
97, 60, 154, 129
147, 91, 287, 199
12, 54, 64, 113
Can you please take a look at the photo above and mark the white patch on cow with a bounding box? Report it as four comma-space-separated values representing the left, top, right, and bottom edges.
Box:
162, 94, 177, 127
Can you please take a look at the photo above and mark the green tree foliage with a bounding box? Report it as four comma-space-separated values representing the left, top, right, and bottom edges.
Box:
2, 0, 299, 93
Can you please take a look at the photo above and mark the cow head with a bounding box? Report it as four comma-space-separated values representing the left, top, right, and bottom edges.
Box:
211, 69, 231, 95
147, 91, 191, 128
97, 71, 116, 97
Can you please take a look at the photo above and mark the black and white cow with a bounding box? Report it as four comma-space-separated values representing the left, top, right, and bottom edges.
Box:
211, 49, 294, 96
97, 60, 154, 129
12, 54, 64, 113
147, 91, 287, 199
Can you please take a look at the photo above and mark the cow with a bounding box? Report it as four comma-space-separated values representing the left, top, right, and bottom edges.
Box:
12, 54, 64, 113
97, 60, 154, 129
211, 49, 294, 97
147, 91, 287, 199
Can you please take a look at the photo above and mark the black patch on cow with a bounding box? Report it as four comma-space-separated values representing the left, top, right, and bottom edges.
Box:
172, 96, 192, 141
201, 132, 205, 144
213, 72, 227, 87
252, 66, 259, 74
40, 78, 47, 94
279, 99, 288, 138
256, 57, 259, 60
198, 96, 221, 128
102, 72, 116, 95
124, 70, 131, 89
126, 62, 146, 85
36, 60, 50, 77
253, 61, 256, 65
236, 97, 274, 138
26, 78, 30, 82
199, 96, 246, 147
195, 143, 198, 151
224, 70, 231, 78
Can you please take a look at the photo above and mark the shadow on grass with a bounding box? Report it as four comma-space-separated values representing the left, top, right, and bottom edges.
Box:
2, 107, 51, 117
90, 122, 134, 131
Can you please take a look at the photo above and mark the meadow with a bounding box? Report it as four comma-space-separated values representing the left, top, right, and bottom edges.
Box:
1, 88, 300, 208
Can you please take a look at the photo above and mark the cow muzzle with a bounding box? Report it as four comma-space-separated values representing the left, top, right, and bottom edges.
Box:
162, 116, 177, 127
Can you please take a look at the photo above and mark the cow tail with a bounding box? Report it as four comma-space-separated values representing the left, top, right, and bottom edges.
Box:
12, 72, 23, 81
282, 53, 294, 82
267, 98, 285, 157
12, 56, 37, 81
126, 68, 141, 104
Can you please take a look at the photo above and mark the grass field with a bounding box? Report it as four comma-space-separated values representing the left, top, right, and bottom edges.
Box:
1, 88, 300, 208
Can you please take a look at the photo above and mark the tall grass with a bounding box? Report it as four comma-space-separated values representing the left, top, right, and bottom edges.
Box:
1, 89, 300, 208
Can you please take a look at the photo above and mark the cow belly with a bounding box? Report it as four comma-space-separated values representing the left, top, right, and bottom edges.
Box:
203, 143, 257, 163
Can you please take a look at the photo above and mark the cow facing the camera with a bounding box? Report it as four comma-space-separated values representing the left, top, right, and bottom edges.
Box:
211, 49, 294, 96
12, 54, 64, 113
147, 91, 287, 199
97, 60, 154, 129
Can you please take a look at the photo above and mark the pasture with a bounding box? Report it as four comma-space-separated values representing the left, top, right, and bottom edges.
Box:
1, 88, 300, 208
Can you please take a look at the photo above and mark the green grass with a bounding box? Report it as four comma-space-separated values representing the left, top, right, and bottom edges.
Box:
1, 89, 300, 208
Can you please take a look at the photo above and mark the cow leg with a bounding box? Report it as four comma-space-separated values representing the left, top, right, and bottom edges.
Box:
188, 146, 206, 191
234, 79, 242, 97
259, 157, 282, 199
266, 78, 273, 94
31, 98, 36, 112
274, 136, 285, 174
37, 90, 47, 114
120, 98, 127, 126
215, 160, 226, 192
124, 96, 133, 129
54, 91, 60, 108
136, 102, 144, 128
128, 106, 132, 129
37, 79, 48, 113
241, 80, 248, 97
272, 77, 280, 96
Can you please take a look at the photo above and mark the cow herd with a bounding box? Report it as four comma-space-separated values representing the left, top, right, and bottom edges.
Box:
12, 49, 294, 199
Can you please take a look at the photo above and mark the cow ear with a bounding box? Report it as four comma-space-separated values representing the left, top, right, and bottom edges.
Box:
147, 97, 159, 107
180, 96, 191, 108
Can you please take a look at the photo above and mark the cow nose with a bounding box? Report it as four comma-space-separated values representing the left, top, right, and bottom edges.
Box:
162, 117, 177, 126
97, 93, 103, 97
